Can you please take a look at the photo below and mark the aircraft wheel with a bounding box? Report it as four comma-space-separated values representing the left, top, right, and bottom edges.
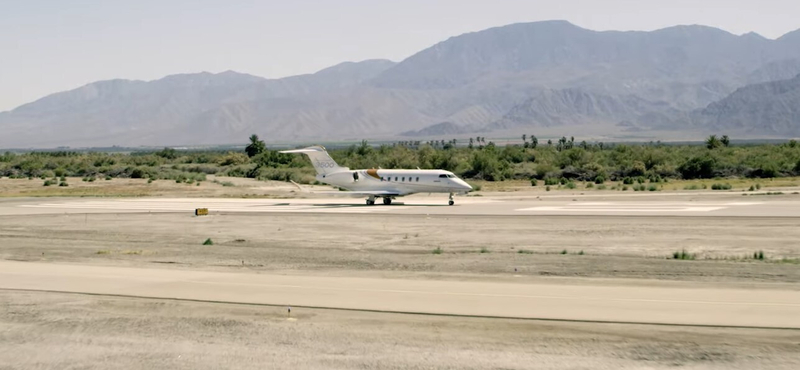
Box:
383, 197, 392, 205
449, 200, 454, 206
366, 199, 375, 205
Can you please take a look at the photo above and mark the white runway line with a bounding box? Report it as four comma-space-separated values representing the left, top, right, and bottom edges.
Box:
19, 200, 402, 214
516, 201, 762, 213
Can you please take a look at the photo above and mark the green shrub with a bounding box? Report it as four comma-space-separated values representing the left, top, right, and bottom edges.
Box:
754, 250, 765, 261
622, 177, 634, 185
565, 181, 576, 189
586, 183, 594, 188
432, 247, 443, 255
202, 238, 214, 246
597, 184, 607, 190
711, 183, 732, 190
544, 177, 559, 186
43, 180, 54, 186
530, 179, 537, 186
672, 249, 695, 260
545, 185, 551, 192
648, 185, 658, 191
594, 175, 605, 184
58, 181, 68, 187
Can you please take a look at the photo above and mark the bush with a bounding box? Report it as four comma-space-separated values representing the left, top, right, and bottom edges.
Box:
545, 185, 551, 192
565, 181, 576, 189
544, 177, 559, 186
586, 183, 594, 188
672, 249, 695, 260
597, 184, 607, 190
202, 238, 214, 246
594, 175, 605, 184
530, 179, 537, 186
622, 177, 634, 185
754, 250, 765, 261
43, 180, 54, 186
679, 155, 717, 179
432, 247, 443, 255
58, 181, 68, 187
648, 185, 658, 191
711, 183, 732, 190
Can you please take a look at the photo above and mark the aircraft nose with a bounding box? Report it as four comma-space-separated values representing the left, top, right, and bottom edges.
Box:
456, 178, 472, 191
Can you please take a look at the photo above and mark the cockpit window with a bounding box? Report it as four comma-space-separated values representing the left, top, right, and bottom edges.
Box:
447, 174, 455, 178
438, 174, 447, 178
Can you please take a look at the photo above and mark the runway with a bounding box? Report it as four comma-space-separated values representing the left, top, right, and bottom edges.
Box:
2, 193, 800, 217
1, 261, 798, 329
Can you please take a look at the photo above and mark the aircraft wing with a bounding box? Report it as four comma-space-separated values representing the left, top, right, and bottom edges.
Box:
289, 181, 404, 197
304, 190, 403, 197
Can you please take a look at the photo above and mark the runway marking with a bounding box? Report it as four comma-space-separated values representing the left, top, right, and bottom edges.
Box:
517, 202, 762, 213
19, 200, 402, 214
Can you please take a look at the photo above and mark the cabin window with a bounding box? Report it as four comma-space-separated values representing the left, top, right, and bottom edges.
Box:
402, 177, 405, 182
416, 177, 419, 182
395, 177, 398, 181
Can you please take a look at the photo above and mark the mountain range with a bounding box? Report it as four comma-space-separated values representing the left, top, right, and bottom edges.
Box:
2, 20, 800, 148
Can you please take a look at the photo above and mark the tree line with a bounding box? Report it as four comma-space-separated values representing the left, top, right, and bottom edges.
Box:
2, 135, 800, 185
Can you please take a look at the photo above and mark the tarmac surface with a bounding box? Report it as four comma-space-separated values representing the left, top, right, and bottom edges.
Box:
2, 261, 799, 329
2, 192, 800, 217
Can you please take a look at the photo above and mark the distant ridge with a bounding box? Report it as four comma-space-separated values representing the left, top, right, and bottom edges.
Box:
2, 21, 800, 148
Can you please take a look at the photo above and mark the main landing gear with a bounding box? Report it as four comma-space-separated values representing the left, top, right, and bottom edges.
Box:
365, 196, 393, 205
449, 193, 455, 206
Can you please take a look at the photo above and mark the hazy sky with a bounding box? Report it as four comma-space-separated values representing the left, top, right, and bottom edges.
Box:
1, 0, 799, 111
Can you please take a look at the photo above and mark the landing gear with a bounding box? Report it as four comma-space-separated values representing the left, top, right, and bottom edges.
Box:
383, 197, 393, 205
448, 193, 455, 206
366, 196, 376, 205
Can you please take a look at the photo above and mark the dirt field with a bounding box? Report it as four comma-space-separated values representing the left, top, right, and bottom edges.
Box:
2, 290, 799, 370
1, 212, 799, 284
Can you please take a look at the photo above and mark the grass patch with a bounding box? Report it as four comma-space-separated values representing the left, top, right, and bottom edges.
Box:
560, 249, 568, 255
672, 249, 696, 260
122, 250, 143, 255
202, 238, 214, 246
432, 247, 443, 255
711, 183, 732, 190
479, 247, 490, 254
96, 250, 111, 255
517, 249, 533, 254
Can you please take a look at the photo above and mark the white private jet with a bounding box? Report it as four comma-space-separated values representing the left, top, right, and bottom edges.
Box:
280, 146, 473, 205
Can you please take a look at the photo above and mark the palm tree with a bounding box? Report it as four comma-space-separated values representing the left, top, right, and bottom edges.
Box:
720, 135, 730, 147
706, 135, 721, 150
245, 134, 266, 158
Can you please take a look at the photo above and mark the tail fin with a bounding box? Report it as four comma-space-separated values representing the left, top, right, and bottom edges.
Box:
279, 146, 348, 176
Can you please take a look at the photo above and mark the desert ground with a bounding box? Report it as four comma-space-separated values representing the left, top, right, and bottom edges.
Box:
1, 176, 800, 369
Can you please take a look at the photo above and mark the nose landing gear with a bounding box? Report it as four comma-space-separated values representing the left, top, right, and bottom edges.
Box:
366, 196, 376, 205
449, 193, 455, 206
